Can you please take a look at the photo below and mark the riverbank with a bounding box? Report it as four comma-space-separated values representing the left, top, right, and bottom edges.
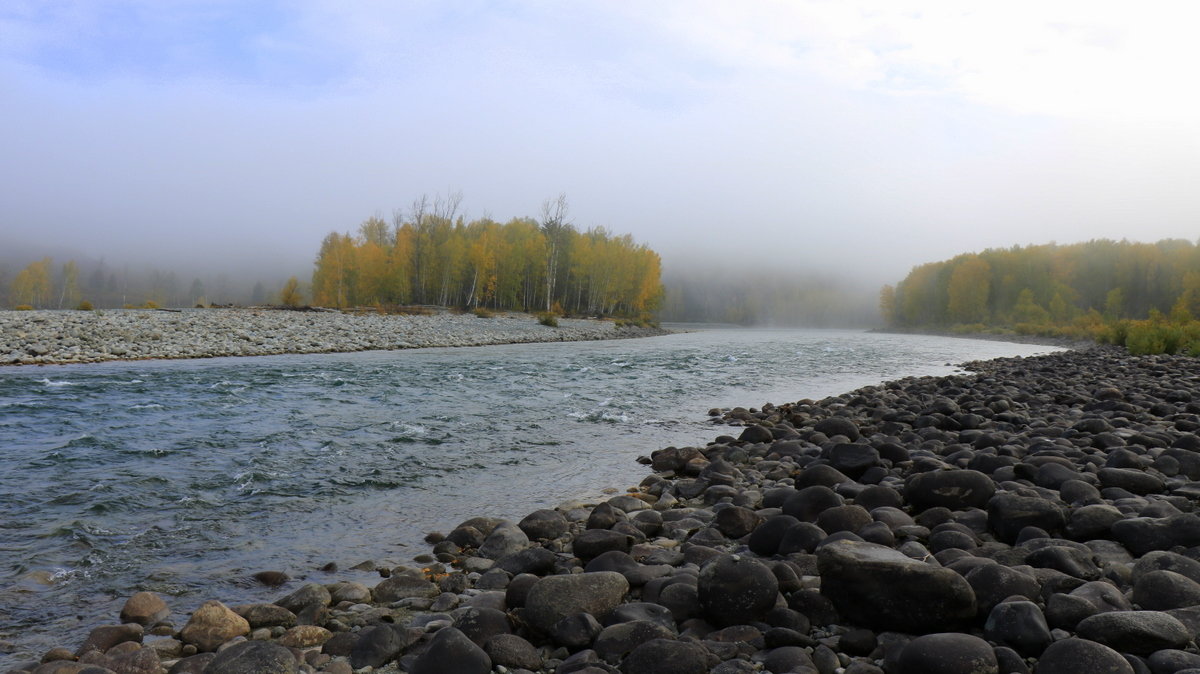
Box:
0, 309, 671, 366
12, 344, 1200, 674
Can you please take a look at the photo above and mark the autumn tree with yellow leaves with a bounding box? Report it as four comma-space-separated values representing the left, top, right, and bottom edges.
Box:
310, 195, 663, 317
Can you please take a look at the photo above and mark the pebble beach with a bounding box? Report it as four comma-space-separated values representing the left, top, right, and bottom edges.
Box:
0, 309, 670, 366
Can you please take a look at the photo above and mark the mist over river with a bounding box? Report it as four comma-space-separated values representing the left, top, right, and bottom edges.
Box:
0, 328, 1059, 662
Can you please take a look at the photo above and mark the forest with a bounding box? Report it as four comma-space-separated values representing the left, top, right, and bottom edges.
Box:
311, 194, 663, 318
882, 238, 1200, 354
0, 257, 267, 310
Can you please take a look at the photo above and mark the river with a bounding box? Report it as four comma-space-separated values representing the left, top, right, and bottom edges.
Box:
0, 328, 1059, 663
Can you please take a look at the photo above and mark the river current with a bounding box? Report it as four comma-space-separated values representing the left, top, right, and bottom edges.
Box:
0, 328, 1058, 662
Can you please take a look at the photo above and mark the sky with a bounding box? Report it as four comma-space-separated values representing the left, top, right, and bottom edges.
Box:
2, 1, 1199, 286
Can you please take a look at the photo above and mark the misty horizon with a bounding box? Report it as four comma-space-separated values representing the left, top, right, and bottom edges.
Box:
4, 3, 1200, 313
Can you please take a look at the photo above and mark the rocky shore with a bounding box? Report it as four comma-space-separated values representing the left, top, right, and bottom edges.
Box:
11, 345, 1200, 674
0, 309, 670, 366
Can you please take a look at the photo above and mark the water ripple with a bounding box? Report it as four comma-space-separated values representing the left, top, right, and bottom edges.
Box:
0, 329, 1059, 664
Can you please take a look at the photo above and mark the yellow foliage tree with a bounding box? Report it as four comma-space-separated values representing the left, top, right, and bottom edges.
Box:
13, 258, 53, 308
279, 276, 302, 306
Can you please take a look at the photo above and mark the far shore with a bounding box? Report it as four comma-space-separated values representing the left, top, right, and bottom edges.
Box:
0, 308, 672, 367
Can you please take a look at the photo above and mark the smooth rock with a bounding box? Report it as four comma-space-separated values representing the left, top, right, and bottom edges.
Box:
201, 640, 297, 674
119, 593, 170, 626
1033, 638, 1134, 674
697, 554, 780, 627
180, 601, 249, 652
409, 627, 491, 674
525, 572, 630, 633
818, 540, 976, 633
898, 633, 998, 674
1075, 611, 1191, 655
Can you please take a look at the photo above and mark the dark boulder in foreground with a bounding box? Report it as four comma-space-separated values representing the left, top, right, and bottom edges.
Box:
897, 633, 998, 674
817, 540, 976, 633
1074, 610, 1191, 655
1033, 638, 1134, 674
410, 627, 491, 674
696, 554, 779, 627
204, 640, 298, 674
904, 470, 995, 512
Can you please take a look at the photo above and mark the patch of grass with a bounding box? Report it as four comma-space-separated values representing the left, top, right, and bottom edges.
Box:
471, 307, 494, 318
77, 300, 94, 311
537, 312, 559, 327
14, 304, 33, 311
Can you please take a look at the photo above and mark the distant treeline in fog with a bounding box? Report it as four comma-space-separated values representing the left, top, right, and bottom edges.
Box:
0, 256, 279, 309
883, 238, 1200, 354
659, 269, 881, 327
311, 194, 663, 317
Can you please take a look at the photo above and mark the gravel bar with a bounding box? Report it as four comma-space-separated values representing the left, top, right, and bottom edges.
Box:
0, 309, 671, 366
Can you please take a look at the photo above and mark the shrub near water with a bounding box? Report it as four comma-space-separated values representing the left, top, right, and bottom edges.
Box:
1121, 319, 1200, 356
537, 312, 559, 327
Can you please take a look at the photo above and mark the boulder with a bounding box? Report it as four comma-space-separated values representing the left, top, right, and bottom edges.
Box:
619, 639, 709, 674
905, 470, 996, 512
697, 554, 780, 627
898, 633, 998, 674
409, 627, 491, 674
1111, 514, 1200, 556
119, 592, 170, 626
349, 625, 417, 670
372, 572, 438, 603
203, 640, 297, 674
524, 572, 630, 633
1075, 610, 1191, 655
484, 634, 541, 671
478, 522, 529, 560
518, 509, 569, 540
179, 600, 249, 652
74, 623, 143, 657
817, 540, 976, 633
1132, 569, 1200, 610
594, 620, 676, 664
984, 600, 1052, 657
274, 583, 330, 613
1033, 638, 1133, 674
814, 417, 860, 441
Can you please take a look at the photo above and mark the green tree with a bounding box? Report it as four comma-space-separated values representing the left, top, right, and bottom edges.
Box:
1013, 288, 1050, 325
1104, 287, 1125, 321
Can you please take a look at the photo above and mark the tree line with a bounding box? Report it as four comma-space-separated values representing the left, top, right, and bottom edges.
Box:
311, 193, 663, 317
0, 257, 281, 309
881, 238, 1200, 354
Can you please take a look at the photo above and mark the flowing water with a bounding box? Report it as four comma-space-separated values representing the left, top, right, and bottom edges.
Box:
0, 328, 1058, 663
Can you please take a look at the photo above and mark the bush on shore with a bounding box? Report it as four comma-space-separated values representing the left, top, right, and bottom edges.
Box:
537, 312, 559, 327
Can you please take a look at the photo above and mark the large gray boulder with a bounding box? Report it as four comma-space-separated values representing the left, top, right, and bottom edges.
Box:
524, 571, 630, 633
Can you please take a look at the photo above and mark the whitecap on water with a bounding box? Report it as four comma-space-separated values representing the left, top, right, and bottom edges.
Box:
392, 422, 427, 435
38, 378, 74, 387
129, 403, 164, 410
